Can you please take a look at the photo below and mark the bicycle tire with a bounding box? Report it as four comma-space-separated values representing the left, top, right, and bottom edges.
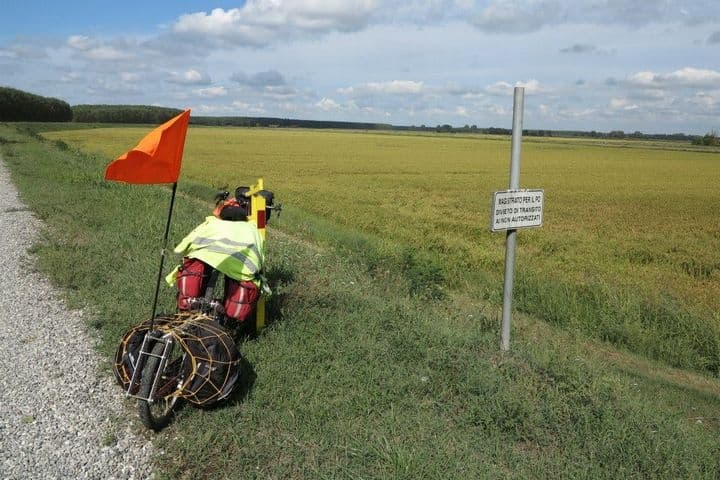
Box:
138, 338, 183, 431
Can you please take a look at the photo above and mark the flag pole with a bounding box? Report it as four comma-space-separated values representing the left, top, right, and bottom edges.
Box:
150, 182, 178, 324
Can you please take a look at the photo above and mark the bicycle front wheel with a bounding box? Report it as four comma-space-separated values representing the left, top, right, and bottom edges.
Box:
137, 338, 184, 431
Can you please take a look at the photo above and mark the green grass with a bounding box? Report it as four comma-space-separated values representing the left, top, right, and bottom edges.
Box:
2, 123, 720, 479
39, 124, 720, 374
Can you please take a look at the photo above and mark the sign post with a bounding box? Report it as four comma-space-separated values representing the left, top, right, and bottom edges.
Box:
490, 88, 545, 351
501, 87, 524, 351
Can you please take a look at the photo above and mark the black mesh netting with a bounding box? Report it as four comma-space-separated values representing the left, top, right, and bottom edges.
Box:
114, 312, 240, 406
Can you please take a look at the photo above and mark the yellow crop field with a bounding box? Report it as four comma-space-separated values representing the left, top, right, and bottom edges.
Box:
46, 126, 720, 366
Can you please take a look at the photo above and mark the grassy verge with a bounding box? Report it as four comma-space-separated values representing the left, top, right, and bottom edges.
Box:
514, 270, 720, 372
2, 123, 719, 479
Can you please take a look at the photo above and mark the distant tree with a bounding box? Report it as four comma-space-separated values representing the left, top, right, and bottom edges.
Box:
487, 127, 511, 135
693, 130, 720, 146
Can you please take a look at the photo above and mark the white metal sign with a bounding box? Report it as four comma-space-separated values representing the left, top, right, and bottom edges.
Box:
491, 189, 544, 232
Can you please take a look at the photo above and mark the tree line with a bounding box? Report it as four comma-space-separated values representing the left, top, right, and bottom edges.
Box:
72, 104, 184, 124
1, 86, 715, 144
190, 115, 392, 130
398, 124, 701, 142
72, 107, 393, 130
692, 131, 719, 146
0, 86, 72, 122
1, 87, 390, 129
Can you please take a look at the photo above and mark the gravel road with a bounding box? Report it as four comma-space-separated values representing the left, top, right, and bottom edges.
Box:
0, 156, 155, 479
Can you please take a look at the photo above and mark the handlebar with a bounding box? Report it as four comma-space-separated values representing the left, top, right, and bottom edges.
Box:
214, 190, 230, 204
267, 202, 283, 218
214, 178, 282, 221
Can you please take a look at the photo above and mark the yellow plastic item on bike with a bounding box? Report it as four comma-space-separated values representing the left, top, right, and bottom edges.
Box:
243, 179, 268, 330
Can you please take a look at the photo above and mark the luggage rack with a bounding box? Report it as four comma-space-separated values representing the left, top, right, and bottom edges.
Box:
126, 333, 173, 402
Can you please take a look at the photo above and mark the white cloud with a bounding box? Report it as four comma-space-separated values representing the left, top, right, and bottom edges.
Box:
120, 72, 140, 82
626, 67, 720, 88
585, 0, 673, 25
626, 71, 656, 86
230, 70, 286, 87
316, 97, 341, 111
693, 91, 720, 109
67, 35, 94, 50
485, 81, 513, 95
175, 8, 233, 31
339, 80, 424, 96
264, 85, 298, 97
517, 79, 544, 94
83, 46, 131, 61
556, 106, 597, 119
455, 106, 469, 116
65, 35, 133, 61
164, 0, 715, 44
460, 92, 484, 100
609, 97, 639, 110
226, 100, 268, 115
195, 86, 228, 97
6, 44, 48, 59
469, 0, 707, 34
471, 1, 562, 33
59, 72, 82, 83
85, 79, 142, 97
167, 69, 212, 85
485, 79, 545, 96
232, 100, 252, 109
172, 1, 377, 47
193, 103, 237, 115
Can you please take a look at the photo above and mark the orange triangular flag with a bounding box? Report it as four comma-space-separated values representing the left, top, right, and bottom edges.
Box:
105, 109, 191, 184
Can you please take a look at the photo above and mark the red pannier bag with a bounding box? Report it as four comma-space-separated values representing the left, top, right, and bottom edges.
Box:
223, 278, 259, 323
176, 258, 210, 310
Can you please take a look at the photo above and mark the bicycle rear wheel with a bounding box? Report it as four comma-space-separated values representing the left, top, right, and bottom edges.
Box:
137, 338, 185, 431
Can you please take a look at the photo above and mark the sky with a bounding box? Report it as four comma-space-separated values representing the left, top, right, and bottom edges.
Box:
1, 0, 719, 134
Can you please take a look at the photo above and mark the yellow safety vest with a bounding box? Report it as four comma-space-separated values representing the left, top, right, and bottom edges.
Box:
165, 216, 264, 286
